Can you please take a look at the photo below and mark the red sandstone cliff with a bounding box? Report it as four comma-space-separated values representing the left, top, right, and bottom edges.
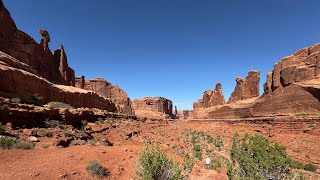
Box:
193, 43, 320, 120
0, 1, 119, 112
193, 83, 226, 109
0, 0, 74, 86
75, 77, 135, 115
132, 97, 174, 119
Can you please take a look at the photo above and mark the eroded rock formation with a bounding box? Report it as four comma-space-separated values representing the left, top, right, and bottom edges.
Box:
193, 83, 226, 109
193, 43, 320, 120
228, 70, 260, 103
0, 0, 74, 85
0, 51, 117, 111
178, 110, 193, 120
75, 78, 134, 115
132, 97, 174, 119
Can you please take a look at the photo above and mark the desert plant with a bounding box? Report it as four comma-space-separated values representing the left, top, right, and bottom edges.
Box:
70, 140, 86, 146
0, 123, 5, 133
86, 160, 108, 178
43, 119, 64, 129
136, 145, 182, 180
0, 137, 35, 150
304, 163, 317, 172
14, 140, 35, 149
32, 93, 43, 105
0, 137, 17, 149
10, 97, 21, 104
230, 133, 305, 179
182, 153, 194, 173
46, 101, 74, 109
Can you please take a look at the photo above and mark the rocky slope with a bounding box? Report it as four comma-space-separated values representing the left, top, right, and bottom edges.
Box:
75, 77, 135, 115
193, 43, 320, 120
132, 97, 175, 119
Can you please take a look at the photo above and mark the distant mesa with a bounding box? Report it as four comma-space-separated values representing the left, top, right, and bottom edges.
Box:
132, 97, 176, 119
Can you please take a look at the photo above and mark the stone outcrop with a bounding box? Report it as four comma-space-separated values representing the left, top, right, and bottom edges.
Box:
132, 97, 174, 119
0, 51, 117, 111
75, 77, 134, 115
193, 83, 226, 109
178, 110, 193, 120
193, 43, 320, 120
0, 0, 75, 85
264, 42, 320, 93
0, 97, 135, 128
228, 70, 260, 103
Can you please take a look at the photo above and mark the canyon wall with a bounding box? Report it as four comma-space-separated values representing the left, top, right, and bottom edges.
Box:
0, 0, 74, 85
193, 43, 320, 120
193, 83, 226, 109
132, 97, 175, 119
75, 77, 135, 115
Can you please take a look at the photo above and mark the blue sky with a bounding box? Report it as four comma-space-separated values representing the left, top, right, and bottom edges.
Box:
4, 0, 320, 110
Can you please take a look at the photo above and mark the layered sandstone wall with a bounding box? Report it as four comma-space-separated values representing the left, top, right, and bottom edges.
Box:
193, 43, 320, 120
75, 77, 135, 115
0, 0, 75, 85
132, 97, 174, 119
0, 51, 117, 111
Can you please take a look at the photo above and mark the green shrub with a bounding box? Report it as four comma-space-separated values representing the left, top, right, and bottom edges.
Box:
86, 160, 108, 178
46, 102, 73, 109
182, 153, 194, 173
14, 140, 35, 149
81, 120, 88, 129
0, 137, 17, 149
136, 145, 182, 180
10, 97, 21, 104
304, 163, 317, 172
32, 93, 43, 105
63, 130, 73, 137
0, 137, 35, 150
70, 140, 86, 146
193, 145, 201, 152
230, 133, 305, 179
43, 119, 64, 129
0, 123, 5, 133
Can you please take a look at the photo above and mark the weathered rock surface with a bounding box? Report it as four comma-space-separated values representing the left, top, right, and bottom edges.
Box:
193, 83, 226, 109
193, 43, 320, 120
265, 42, 320, 93
0, 51, 117, 112
75, 77, 134, 115
0, 0, 74, 85
132, 97, 174, 119
0, 97, 136, 128
178, 110, 193, 120
228, 70, 260, 103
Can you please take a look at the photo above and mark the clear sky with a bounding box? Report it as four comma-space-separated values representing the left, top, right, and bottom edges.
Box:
4, 0, 320, 110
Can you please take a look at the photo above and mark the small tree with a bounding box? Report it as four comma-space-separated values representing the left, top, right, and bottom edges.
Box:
136, 145, 182, 180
